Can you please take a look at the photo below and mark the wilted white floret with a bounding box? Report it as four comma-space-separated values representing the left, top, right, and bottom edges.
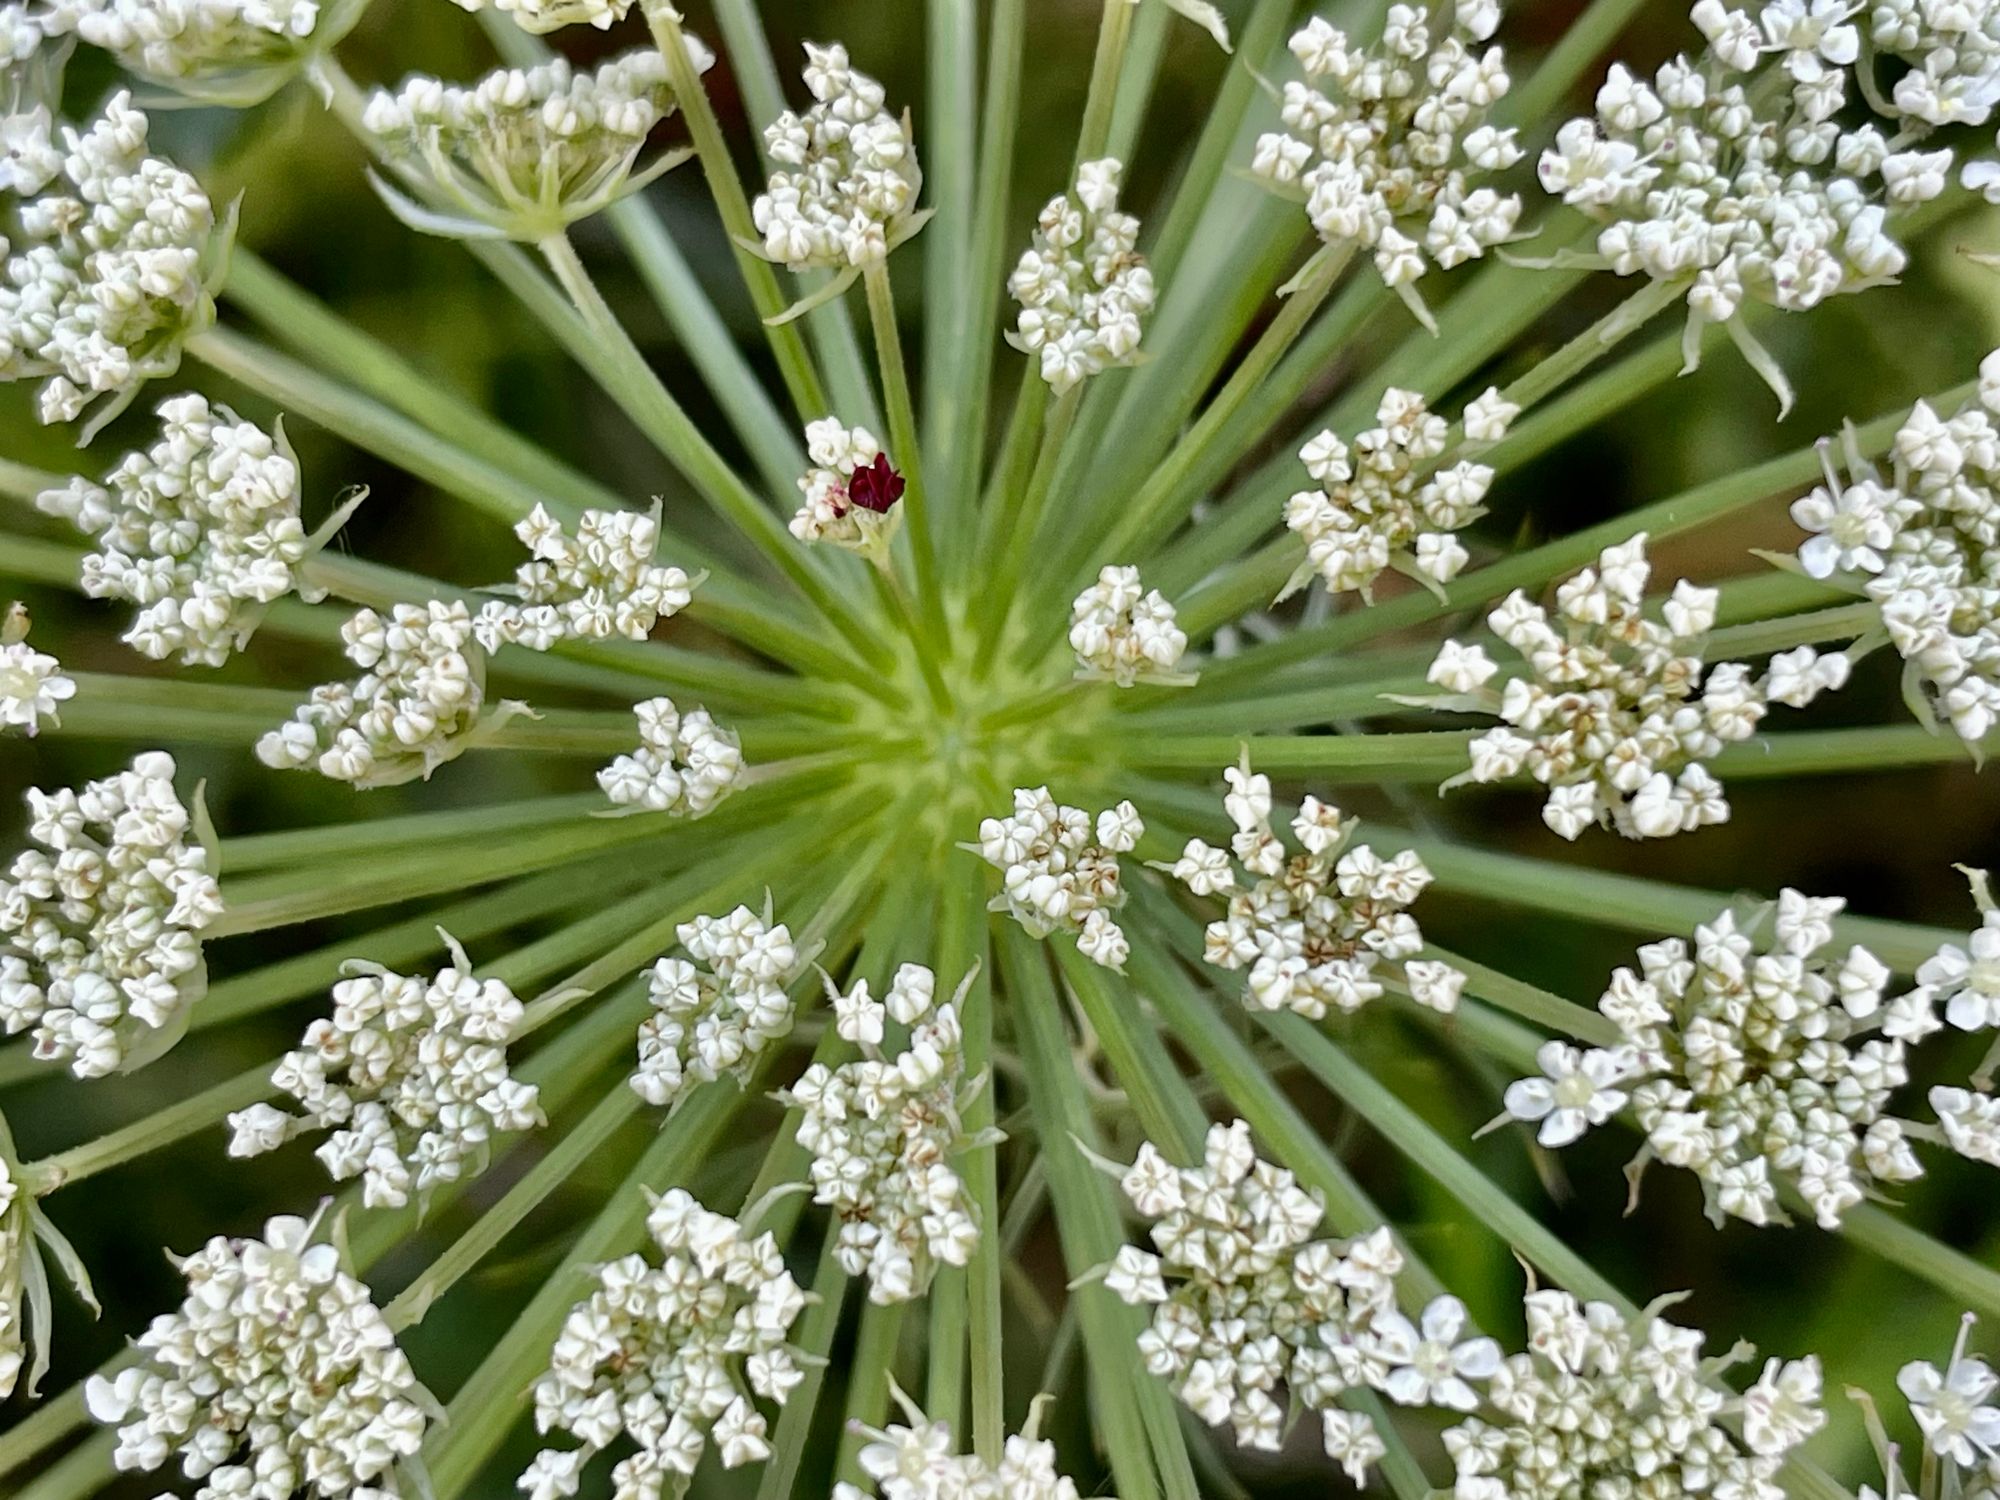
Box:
1069, 565, 1190, 686
49, 0, 359, 104
1008, 158, 1155, 393
522, 1188, 808, 1495
86, 1212, 431, 1500
597, 696, 743, 816
790, 417, 904, 564
447, 0, 628, 34
0, 601, 73, 735
630, 905, 804, 1109
1165, 755, 1462, 1019
473, 504, 698, 653
780, 964, 987, 1304
364, 45, 710, 241
1282, 385, 1515, 601
838, 1390, 1091, 1500
38, 393, 352, 666
973, 788, 1141, 969
1419, 534, 1850, 840
0, 752, 220, 1078
1250, 6, 1523, 324
226, 932, 544, 1210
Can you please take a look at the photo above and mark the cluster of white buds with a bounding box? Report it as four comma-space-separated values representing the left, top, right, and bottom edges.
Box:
447, 0, 628, 35
0, 90, 222, 433
472, 504, 698, 654
0, 601, 73, 736
1865, 0, 2000, 130
753, 43, 924, 274
37, 393, 353, 666
520, 1188, 808, 1497
630, 905, 804, 1109
597, 696, 744, 816
791, 417, 906, 564
1864, 1314, 2000, 1498
363, 45, 709, 242
1007, 157, 1155, 394
1069, 565, 1190, 686
1501, 877, 2000, 1229
973, 788, 1142, 969
1165, 757, 1465, 1018
46, 0, 362, 105
1792, 369, 2000, 742
0, 752, 221, 1078
225, 932, 544, 1210
1416, 534, 1850, 840
781, 964, 987, 1304
1539, 3, 1953, 408
257, 600, 527, 788
836, 1390, 1091, 1500
1442, 1286, 1823, 1500
1282, 385, 1518, 601
1250, 5, 1522, 325
86, 1212, 431, 1500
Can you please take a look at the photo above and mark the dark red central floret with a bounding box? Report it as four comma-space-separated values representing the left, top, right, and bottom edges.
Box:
847, 452, 906, 514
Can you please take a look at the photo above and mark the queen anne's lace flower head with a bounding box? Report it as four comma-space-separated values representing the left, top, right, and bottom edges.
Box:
835, 1388, 1093, 1500
37, 392, 357, 666
1250, 5, 1523, 325
781, 963, 988, 1304
472, 504, 699, 653
1069, 565, 1190, 686
47, 0, 367, 105
0, 752, 221, 1078
630, 904, 805, 1109
973, 788, 1142, 968
0, 601, 73, 736
447, 0, 629, 34
597, 696, 744, 816
1166, 756, 1464, 1018
1008, 158, 1155, 394
86, 1211, 431, 1499
521, 1187, 809, 1495
1418, 534, 1850, 840
225, 931, 545, 1209
364, 45, 711, 242
791, 417, 905, 565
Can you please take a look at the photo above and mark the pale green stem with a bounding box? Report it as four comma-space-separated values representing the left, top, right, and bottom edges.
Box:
922, 0, 980, 529
752, 1226, 850, 1500
1491, 276, 1687, 415
1099, 727, 1475, 777
1102, 1, 1172, 165
863, 260, 951, 648
223, 792, 600, 873
1075, 0, 1137, 167
967, 372, 1048, 587
974, 384, 1082, 674
834, 1301, 912, 1483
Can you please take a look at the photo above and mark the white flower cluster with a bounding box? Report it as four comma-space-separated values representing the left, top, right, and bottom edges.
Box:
630, 906, 803, 1109
0, 752, 220, 1078
781, 963, 985, 1305
364, 46, 709, 241
1874, 1314, 2000, 1498
225, 933, 544, 1210
1007, 157, 1155, 394
1282, 385, 1518, 601
1421, 534, 1850, 840
1866, 0, 2000, 129
1166, 758, 1465, 1018
257, 600, 520, 788
1069, 565, 1189, 686
1250, 5, 1522, 321
973, 788, 1142, 969
87, 1213, 429, 1499
37, 393, 344, 666
0, 601, 73, 736
1441, 1287, 1824, 1500
472, 504, 697, 653
836, 1394, 1091, 1500
597, 696, 744, 816
790, 417, 905, 563
447, 0, 628, 35
1503, 881, 2000, 1228
48, 0, 352, 103
520, 1188, 808, 1497
1, 91, 220, 431
1792, 370, 2000, 742
753, 43, 922, 271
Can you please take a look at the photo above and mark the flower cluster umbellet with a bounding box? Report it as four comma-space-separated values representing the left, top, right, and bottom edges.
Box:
781, 963, 987, 1304
1282, 385, 1518, 601
471, 504, 698, 654
1250, 4, 1522, 324
1068, 565, 1189, 686
1416, 534, 1851, 840
363, 45, 709, 241
520, 1187, 809, 1497
37, 392, 354, 666
835, 1390, 1094, 1500
86, 1212, 431, 1500
630, 904, 804, 1109
0, 600, 73, 736
46, 0, 363, 105
1165, 757, 1465, 1018
1865, 0, 2000, 130
973, 788, 1142, 969
790, 417, 905, 563
597, 696, 744, 816
1007, 157, 1155, 394
225, 931, 544, 1210
0, 752, 221, 1078
1792, 363, 2000, 742
447, 0, 628, 35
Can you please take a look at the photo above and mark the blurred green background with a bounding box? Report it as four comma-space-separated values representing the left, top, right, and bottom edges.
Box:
4, 1, 2000, 1493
